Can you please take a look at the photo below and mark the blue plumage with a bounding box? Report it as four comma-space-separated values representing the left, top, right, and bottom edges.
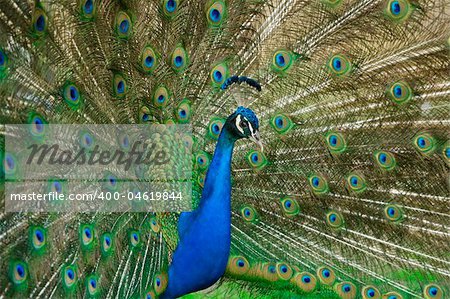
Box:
161, 106, 261, 298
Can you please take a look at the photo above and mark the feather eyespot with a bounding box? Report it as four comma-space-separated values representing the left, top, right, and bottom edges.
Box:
153, 85, 171, 108
181, 134, 194, 151
28, 112, 47, 138
326, 132, 346, 153
163, 0, 179, 17
302, 274, 312, 283
195, 151, 211, 170
79, 129, 95, 149
362, 285, 381, 299
61, 265, 78, 290
113, 73, 128, 98
413, 133, 435, 155
293, 272, 317, 292
102, 171, 118, 191
206, 1, 226, 26
326, 210, 344, 229
86, 275, 99, 296
227, 256, 250, 276
208, 117, 225, 140
384, 204, 404, 222
139, 106, 151, 123
317, 266, 335, 285
210, 62, 229, 86
149, 216, 161, 233
280, 196, 300, 217
119, 21, 129, 33
276, 263, 293, 280
140, 46, 159, 73
276, 53, 286, 66
80, 0, 96, 20
153, 272, 168, 294
346, 173, 367, 193
32, 117, 44, 133
129, 230, 140, 247
213, 71, 222, 81
175, 99, 191, 123
145, 290, 157, 299
30, 226, 46, 250
391, 1, 401, 14
308, 174, 329, 194
237, 259, 245, 267
385, 0, 412, 22
46, 179, 65, 198
212, 123, 220, 134
260, 263, 278, 281
9, 260, 28, 287
328, 54, 352, 76
117, 132, 130, 151
171, 45, 189, 72
374, 151, 396, 170
69, 86, 78, 101
3, 152, 17, 177
48, 179, 63, 193
247, 150, 268, 170
80, 224, 95, 250
115, 11, 132, 38
63, 83, 82, 109
271, 50, 295, 73
16, 265, 25, 278
424, 284, 443, 299
101, 233, 113, 255
270, 113, 294, 134
387, 81, 412, 104
335, 281, 356, 298
33, 7, 48, 35
145, 56, 154, 67
83, 0, 94, 14
333, 58, 342, 70
241, 205, 258, 222
197, 172, 206, 187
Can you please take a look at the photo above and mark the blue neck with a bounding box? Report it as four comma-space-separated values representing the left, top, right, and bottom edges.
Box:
200, 125, 236, 208
161, 125, 238, 299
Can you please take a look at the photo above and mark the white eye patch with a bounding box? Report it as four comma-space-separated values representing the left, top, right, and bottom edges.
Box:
236, 115, 255, 136
246, 117, 255, 136
236, 115, 244, 134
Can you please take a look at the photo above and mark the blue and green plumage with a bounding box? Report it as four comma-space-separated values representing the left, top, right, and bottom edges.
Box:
0, 0, 449, 298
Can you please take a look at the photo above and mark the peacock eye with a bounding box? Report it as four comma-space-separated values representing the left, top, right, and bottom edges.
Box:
240, 121, 248, 128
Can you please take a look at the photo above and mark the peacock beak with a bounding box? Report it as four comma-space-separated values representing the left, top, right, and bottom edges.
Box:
249, 130, 263, 152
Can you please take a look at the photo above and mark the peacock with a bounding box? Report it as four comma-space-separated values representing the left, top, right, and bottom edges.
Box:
0, 0, 449, 298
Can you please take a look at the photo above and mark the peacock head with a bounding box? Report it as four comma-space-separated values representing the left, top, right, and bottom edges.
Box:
225, 106, 262, 151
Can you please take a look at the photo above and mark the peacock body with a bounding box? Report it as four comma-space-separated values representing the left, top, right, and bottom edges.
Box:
1, 0, 450, 298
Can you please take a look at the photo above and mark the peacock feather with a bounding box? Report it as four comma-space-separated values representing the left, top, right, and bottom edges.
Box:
1, 0, 449, 298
